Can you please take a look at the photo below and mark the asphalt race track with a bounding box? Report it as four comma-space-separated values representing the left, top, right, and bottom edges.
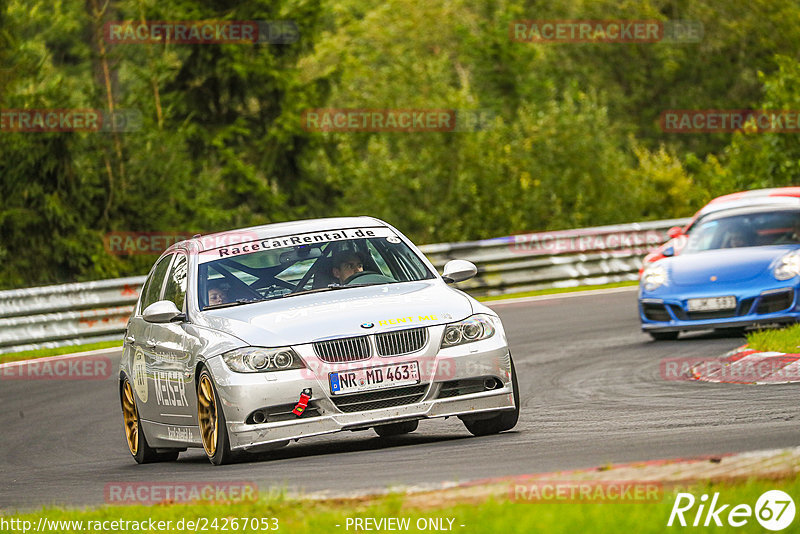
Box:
2, 287, 798, 511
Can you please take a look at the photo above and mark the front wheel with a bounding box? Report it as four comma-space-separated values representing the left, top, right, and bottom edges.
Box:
197, 369, 236, 465
120, 377, 179, 464
462, 357, 520, 437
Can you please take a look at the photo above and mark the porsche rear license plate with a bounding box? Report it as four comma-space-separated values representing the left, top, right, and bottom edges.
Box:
329, 361, 420, 395
687, 296, 736, 312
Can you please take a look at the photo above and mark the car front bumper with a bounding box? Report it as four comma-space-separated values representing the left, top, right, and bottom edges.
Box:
639, 285, 800, 333
203, 332, 515, 451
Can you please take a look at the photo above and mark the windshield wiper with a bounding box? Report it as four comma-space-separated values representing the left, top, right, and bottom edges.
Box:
202, 298, 269, 310
282, 283, 374, 298
205, 285, 378, 308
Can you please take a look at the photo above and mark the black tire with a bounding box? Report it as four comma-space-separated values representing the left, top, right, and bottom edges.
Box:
462, 357, 520, 437
715, 327, 745, 337
197, 369, 236, 466
120, 377, 180, 464
374, 420, 419, 437
649, 331, 679, 341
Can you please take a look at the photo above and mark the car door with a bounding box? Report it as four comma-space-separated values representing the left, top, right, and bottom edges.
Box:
130, 253, 173, 422
146, 252, 198, 428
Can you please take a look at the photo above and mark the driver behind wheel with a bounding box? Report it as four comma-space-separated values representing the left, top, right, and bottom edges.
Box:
207, 280, 231, 307
331, 251, 364, 284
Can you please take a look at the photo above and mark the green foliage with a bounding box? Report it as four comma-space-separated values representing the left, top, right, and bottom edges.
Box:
717, 56, 800, 190
1, 0, 800, 288
747, 323, 800, 354
7, 475, 800, 533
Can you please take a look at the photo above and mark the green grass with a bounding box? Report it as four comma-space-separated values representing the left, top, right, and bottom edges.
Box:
0, 340, 122, 364
477, 280, 638, 302
3, 475, 798, 533
746, 324, 800, 354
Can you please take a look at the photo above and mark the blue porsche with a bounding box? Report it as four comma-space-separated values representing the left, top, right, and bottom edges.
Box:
639, 205, 800, 340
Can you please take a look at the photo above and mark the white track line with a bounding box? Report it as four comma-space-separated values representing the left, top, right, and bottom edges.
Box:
485, 285, 638, 307
0, 346, 121, 369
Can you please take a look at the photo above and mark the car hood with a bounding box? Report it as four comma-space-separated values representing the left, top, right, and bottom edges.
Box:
667, 246, 796, 286
199, 281, 474, 346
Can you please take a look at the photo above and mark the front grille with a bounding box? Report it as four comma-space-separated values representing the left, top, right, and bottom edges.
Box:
331, 385, 427, 412
642, 302, 671, 322
675, 298, 754, 321
314, 336, 371, 363
375, 327, 428, 356
738, 297, 756, 315
757, 290, 794, 314
668, 304, 687, 320
686, 310, 738, 320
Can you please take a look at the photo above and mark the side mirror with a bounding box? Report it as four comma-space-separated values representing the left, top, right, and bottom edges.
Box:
442, 260, 477, 283
143, 300, 185, 323
662, 246, 675, 257
667, 226, 684, 239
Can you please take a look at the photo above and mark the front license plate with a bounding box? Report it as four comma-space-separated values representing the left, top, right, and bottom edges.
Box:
329, 361, 420, 395
687, 296, 736, 312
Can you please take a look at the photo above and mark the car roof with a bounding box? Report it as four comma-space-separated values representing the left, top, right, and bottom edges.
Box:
699, 187, 800, 216
167, 216, 390, 254
698, 204, 800, 224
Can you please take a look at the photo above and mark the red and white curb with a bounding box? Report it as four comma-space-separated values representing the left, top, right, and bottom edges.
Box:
666, 345, 800, 385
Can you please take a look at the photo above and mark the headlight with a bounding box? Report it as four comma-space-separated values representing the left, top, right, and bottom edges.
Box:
774, 251, 800, 280
441, 314, 496, 348
641, 264, 668, 291
221, 347, 305, 373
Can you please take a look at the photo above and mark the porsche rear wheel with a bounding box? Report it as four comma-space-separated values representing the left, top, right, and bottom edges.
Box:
121, 377, 179, 463
715, 327, 745, 337
649, 331, 679, 341
197, 369, 235, 465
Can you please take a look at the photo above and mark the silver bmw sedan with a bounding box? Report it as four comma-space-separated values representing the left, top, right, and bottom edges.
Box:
119, 217, 519, 465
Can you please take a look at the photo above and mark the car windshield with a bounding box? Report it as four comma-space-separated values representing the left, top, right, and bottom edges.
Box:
684, 210, 800, 254
197, 227, 435, 309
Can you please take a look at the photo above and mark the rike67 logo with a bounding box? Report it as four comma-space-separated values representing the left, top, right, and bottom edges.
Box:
668, 490, 795, 530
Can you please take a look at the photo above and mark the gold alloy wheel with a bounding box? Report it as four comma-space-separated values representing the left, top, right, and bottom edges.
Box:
121, 380, 139, 456
197, 374, 218, 457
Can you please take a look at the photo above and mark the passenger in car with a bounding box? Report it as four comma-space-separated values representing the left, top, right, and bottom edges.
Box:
779, 218, 800, 244
722, 227, 752, 248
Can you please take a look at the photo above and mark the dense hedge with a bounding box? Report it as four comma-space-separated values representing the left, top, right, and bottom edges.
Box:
1, 0, 798, 288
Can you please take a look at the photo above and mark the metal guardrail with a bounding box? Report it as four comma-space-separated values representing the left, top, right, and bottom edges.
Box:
0, 218, 689, 354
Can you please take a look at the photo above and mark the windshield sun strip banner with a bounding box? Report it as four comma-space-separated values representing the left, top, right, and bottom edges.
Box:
198, 227, 397, 263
